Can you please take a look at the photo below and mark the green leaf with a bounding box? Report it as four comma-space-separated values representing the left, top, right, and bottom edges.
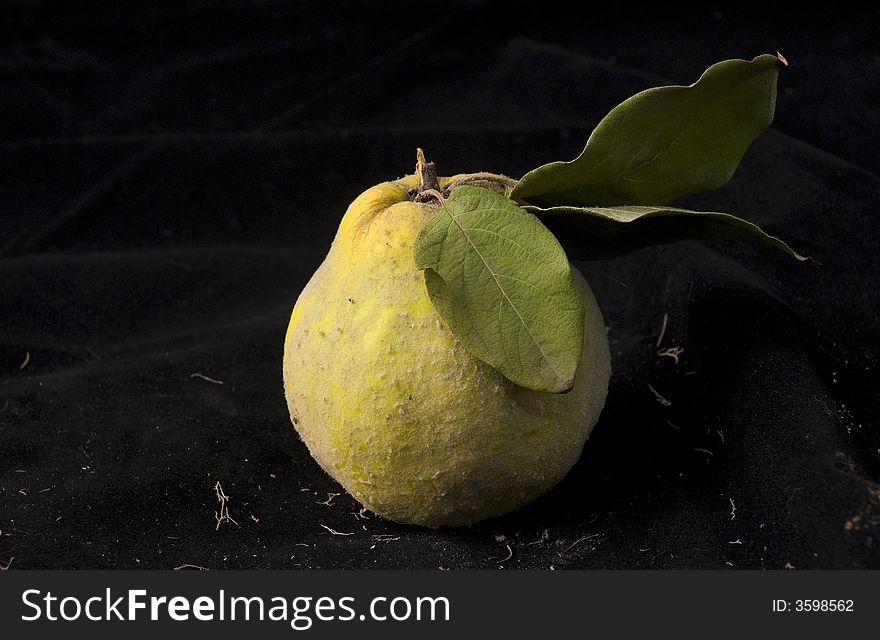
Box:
512, 54, 784, 207
525, 204, 811, 262
414, 185, 585, 393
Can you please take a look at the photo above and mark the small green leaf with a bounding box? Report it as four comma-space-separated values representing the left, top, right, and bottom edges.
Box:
414, 185, 585, 393
525, 204, 811, 262
512, 54, 784, 207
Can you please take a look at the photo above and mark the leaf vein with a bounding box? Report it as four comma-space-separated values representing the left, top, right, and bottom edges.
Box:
438, 198, 562, 380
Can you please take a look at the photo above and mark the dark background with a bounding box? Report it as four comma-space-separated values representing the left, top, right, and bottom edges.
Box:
1, 1, 878, 569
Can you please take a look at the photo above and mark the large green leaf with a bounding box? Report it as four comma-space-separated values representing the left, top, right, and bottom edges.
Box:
414, 185, 585, 393
512, 54, 784, 207
525, 204, 811, 262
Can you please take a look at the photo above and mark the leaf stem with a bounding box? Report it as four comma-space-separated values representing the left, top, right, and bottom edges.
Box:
417, 187, 446, 205
443, 172, 519, 196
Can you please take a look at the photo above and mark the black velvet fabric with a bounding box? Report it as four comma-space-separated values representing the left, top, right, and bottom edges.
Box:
1, 2, 878, 569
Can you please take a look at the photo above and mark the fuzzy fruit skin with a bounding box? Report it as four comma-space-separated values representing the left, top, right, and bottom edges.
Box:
283, 175, 611, 527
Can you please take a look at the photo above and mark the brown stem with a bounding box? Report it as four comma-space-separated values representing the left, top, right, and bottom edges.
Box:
414, 148, 440, 195
409, 149, 519, 200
